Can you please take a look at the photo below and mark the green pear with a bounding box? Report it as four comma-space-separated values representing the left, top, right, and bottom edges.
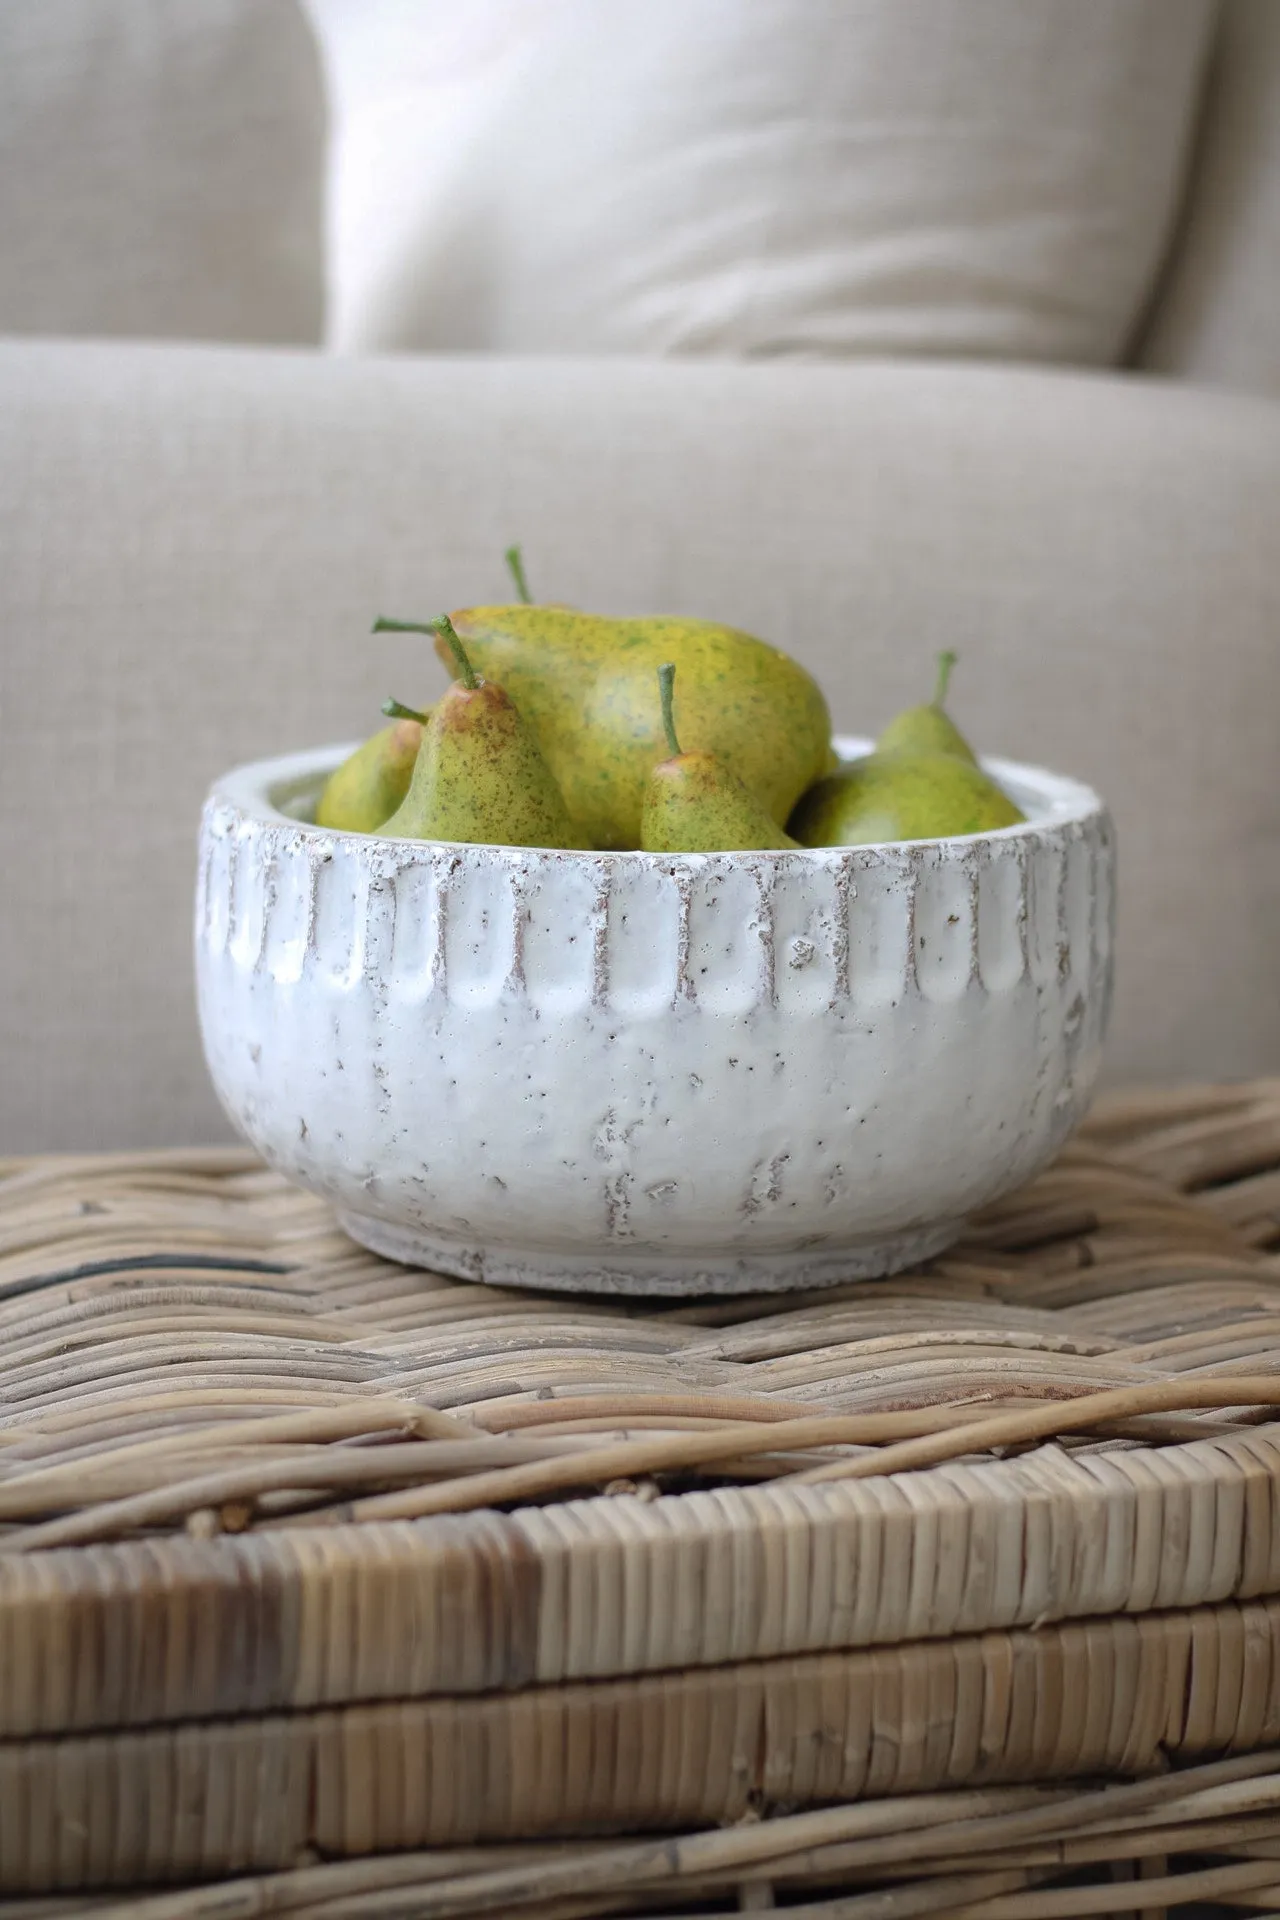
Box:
376, 616, 578, 850
877, 651, 978, 764
790, 750, 1025, 847
641, 664, 799, 853
315, 710, 427, 833
432, 605, 831, 851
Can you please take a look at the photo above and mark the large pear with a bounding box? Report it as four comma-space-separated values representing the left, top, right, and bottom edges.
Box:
438, 605, 832, 851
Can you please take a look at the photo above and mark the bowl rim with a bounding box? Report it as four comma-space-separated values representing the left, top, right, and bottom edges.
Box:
205, 735, 1108, 860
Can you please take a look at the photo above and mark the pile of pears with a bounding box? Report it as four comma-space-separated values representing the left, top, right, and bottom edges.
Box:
315, 550, 1024, 853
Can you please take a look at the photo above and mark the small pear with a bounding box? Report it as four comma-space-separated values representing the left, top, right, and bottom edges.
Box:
376, 616, 578, 850
315, 709, 427, 833
790, 750, 1024, 847
641, 664, 799, 853
877, 651, 978, 764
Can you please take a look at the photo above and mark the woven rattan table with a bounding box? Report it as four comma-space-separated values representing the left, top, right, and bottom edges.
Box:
3, 1081, 1280, 1917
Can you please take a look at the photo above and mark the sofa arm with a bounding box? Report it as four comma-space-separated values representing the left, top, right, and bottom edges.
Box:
1, 339, 1277, 1146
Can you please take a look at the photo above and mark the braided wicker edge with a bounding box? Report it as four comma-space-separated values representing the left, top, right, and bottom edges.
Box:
4, 1414, 1280, 1737
5, 1596, 1280, 1894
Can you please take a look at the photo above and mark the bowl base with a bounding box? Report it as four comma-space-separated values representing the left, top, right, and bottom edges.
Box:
334, 1210, 963, 1297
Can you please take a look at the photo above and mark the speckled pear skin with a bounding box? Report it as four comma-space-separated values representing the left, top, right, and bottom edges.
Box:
790, 752, 1025, 847
314, 718, 424, 833
642, 752, 800, 852
381, 680, 578, 850
441, 606, 832, 851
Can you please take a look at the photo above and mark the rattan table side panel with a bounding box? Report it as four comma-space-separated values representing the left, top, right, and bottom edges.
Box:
5, 1598, 1280, 1893
7, 1426, 1280, 1738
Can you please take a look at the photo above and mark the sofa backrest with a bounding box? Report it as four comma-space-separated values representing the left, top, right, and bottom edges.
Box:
1137, 0, 1280, 395
0, 0, 325, 345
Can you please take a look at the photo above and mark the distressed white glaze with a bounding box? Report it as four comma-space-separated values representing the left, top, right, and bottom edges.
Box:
195, 741, 1114, 1294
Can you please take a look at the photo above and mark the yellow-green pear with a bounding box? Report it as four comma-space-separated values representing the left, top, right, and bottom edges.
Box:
877, 651, 978, 764
315, 710, 426, 833
790, 751, 1024, 847
376, 616, 578, 850
641, 665, 799, 853
432, 605, 831, 851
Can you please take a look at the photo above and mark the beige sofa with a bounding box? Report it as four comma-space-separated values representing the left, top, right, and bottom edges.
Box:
1, 0, 1278, 1150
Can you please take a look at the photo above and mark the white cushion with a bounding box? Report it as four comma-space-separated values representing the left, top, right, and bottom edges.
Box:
0, 0, 325, 344
311, 0, 1216, 365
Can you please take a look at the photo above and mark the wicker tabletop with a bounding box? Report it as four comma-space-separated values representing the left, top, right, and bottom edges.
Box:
3, 1080, 1280, 1916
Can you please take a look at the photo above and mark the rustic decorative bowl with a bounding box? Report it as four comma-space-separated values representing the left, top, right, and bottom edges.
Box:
195, 740, 1113, 1294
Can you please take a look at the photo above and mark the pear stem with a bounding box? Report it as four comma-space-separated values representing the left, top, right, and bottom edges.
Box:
504, 545, 532, 604
372, 614, 480, 690
934, 649, 958, 708
431, 615, 481, 690
658, 662, 682, 759
381, 698, 429, 724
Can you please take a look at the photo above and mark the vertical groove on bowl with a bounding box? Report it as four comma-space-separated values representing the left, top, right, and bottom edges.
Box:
671, 865, 696, 1007
847, 850, 914, 1007
589, 866, 611, 1010
504, 861, 529, 999
913, 846, 979, 1004
303, 840, 325, 966
831, 863, 853, 1004
755, 861, 778, 1012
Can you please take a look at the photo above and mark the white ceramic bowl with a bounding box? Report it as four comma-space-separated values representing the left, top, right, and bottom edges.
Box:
195, 741, 1113, 1295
